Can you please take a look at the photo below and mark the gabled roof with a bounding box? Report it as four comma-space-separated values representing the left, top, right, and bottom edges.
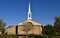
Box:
18, 19, 41, 25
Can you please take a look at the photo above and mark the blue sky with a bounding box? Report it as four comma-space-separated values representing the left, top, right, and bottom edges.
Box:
0, 0, 60, 27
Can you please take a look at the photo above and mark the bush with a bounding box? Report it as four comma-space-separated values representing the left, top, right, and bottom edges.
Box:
0, 34, 48, 38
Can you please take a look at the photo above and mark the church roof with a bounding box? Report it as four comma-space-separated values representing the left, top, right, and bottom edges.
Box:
18, 2, 42, 26
18, 19, 41, 25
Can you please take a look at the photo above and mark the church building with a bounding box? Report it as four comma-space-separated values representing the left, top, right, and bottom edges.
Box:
5, 2, 43, 35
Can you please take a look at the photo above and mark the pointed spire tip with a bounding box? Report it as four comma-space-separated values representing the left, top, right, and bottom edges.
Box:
27, 2, 32, 20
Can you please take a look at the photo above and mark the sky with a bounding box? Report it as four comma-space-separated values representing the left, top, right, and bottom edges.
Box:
0, 0, 60, 27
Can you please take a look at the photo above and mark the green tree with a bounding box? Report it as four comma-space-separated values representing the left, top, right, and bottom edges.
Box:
54, 16, 60, 35
23, 22, 34, 38
0, 19, 6, 34
43, 24, 55, 37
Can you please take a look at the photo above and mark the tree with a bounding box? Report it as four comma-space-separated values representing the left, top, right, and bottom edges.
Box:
0, 19, 6, 34
43, 24, 55, 36
23, 22, 34, 38
54, 16, 60, 35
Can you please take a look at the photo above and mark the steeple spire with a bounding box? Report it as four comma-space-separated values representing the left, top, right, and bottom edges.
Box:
27, 2, 32, 20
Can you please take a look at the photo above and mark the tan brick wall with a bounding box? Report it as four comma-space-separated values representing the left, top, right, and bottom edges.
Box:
6, 27, 16, 35
18, 25, 25, 34
40, 26, 42, 34
18, 25, 42, 35
6, 25, 42, 35
33, 25, 42, 34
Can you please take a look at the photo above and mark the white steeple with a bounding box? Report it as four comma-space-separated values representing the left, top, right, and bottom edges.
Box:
27, 2, 32, 20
